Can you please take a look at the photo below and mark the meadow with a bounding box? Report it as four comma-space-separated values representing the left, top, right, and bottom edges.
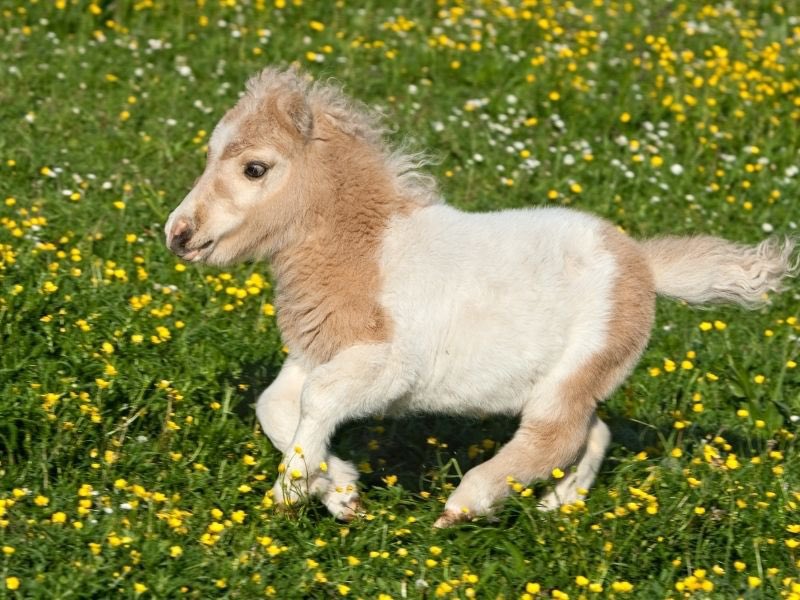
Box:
1, 0, 800, 598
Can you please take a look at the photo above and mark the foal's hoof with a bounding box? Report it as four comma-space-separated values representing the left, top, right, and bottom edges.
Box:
433, 509, 471, 529
272, 478, 307, 507
323, 488, 365, 522
273, 500, 300, 519
336, 496, 366, 522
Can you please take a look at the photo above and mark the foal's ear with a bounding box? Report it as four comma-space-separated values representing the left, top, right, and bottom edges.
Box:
279, 91, 314, 141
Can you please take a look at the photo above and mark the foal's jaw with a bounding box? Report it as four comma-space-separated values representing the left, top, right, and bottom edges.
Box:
181, 239, 215, 262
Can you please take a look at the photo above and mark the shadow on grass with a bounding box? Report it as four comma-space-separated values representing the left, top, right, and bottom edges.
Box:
336, 414, 682, 493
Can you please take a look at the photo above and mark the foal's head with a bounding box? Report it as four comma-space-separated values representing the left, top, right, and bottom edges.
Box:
165, 68, 321, 266
165, 67, 439, 266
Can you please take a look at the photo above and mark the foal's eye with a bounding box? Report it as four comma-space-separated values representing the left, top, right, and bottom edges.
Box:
244, 161, 269, 179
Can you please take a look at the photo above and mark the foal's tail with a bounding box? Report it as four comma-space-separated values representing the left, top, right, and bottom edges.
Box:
640, 235, 798, 305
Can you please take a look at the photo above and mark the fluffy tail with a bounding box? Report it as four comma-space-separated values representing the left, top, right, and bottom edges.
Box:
640, 235, 798, 305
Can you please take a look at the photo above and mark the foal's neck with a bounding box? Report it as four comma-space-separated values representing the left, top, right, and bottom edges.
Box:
269, 139, 413, 366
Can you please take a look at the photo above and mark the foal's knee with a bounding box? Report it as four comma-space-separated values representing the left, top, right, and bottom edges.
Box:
255, 361, 306, 451
256, 388, 294, 450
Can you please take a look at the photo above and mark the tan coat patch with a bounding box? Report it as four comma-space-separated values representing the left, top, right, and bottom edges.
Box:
560, 226, 656, 410
271, 117, 416, 366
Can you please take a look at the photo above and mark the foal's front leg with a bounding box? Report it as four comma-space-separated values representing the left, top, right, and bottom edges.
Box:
271, 344, 408, 508
257, 357, 361, 519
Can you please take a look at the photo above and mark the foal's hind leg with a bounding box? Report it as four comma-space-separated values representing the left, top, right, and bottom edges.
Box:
538, 416, 611, 510
256, 358, 362, 520
433, 382, 595, 528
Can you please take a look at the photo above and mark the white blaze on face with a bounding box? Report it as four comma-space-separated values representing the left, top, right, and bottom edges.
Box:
208, 115, 241, 161
164, 113, 243, 255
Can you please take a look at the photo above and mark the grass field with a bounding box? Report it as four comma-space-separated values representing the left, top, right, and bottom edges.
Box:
1, 0, 800, 598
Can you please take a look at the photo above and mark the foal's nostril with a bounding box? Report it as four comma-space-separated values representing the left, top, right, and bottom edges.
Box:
174, 228, 193, 252
169, 218, 194, 254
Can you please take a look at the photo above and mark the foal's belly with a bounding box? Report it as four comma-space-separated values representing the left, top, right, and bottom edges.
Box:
389, 320, 565, 418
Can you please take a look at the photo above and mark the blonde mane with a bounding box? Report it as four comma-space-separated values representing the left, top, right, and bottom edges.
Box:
244, 67, 441, 207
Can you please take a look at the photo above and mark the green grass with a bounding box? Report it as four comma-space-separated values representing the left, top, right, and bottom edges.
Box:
1, 0, 799, 598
